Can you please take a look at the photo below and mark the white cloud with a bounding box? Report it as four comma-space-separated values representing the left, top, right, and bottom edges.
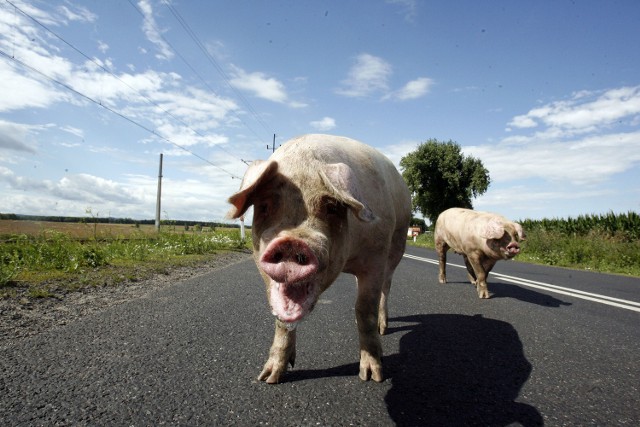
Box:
97, 40, 109, 54
0, 2, 257, 221
56, 4, 97, 23
0, 167, 143, 204
57, 174, 144, 203
231, 68, 287, 102
205, 39, 229, 61
506, 115, 537, 130
229, 66, 305, 108
0, 166, 50, 191
467, 131, 640, 186
148, 85, 238, 123
458, 85, 640, 220
337, 54, 432, 101
386, 0, 418, 22
336, 53, 392, 98
0, 120, 39, 154
0, 61, 69, 112
137, 0, 174, 60
59, 126, 85, 139
386, 77, 433, 101
508, 86, 640, 132
472, 185, 621, 219
309, 117, 336, 131
0, 3, 241, 153
380, 139, 419, 169
468, 86, 640, 187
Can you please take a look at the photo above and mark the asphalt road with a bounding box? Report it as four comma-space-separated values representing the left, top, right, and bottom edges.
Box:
1, 246, 639, 426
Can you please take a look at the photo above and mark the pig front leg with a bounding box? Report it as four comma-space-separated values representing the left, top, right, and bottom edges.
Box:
462, 255, 478, 286
465, 254, 490, 299
355, 273, 384, 382
258, 319, 297, 384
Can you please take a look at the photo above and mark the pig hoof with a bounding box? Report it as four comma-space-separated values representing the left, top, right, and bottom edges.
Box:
258, 350, 296, 384
359, 354, 384, 382
478, 290, 490, 299
359, 364, 384, 382
258, 365, 284, 384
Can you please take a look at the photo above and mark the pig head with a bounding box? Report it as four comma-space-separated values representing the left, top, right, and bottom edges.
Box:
434, 208, 525, 299
227, 134, 411, 384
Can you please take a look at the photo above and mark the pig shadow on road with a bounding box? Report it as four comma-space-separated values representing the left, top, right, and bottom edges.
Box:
488, 281, 572, 307
442, 279, 571, 307
384, 314, 543, 427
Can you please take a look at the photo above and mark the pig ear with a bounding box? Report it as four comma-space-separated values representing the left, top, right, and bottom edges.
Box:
480, 218, 505, 239
321, 163, 376, 222
226, 160, 278, 219
514, 222, 526, 240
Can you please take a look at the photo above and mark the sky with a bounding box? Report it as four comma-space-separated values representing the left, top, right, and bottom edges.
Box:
1, 0, 639, 225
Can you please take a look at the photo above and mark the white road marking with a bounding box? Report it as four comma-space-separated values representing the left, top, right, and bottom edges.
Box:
403, 253, 640, 313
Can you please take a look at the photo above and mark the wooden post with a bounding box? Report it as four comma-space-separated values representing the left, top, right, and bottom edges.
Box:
267, 133, 278, 153
155, 153, 163, 231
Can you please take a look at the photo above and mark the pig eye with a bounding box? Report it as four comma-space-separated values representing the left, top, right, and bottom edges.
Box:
257, 201, 269, 216
322, 198, 346, 218
255, 196, 277, 218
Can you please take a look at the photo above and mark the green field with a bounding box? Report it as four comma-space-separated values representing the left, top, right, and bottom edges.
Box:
0, 220, 250, 297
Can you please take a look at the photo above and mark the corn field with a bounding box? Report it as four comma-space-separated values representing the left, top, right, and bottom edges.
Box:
519, 211, 640, 241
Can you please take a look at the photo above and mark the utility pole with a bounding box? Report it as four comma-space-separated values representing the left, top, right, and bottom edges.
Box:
267, 133, 279, 153
155, 153, 163, 232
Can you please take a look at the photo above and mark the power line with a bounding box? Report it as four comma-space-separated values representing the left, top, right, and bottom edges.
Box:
0, 48, 242, 179
5, 0, 249, 167
126, 0, 272, 146
163, 2, 274, 136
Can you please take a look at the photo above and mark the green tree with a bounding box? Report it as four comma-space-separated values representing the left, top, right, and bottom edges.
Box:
400, 139, 490, 225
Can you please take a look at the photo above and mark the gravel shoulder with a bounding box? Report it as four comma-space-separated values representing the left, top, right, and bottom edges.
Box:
0, 250, 252, 349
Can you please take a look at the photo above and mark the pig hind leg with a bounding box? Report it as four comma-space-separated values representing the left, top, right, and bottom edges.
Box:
378, 275, 391, 336
435, 238, 450, 283
378, 227, 407, 336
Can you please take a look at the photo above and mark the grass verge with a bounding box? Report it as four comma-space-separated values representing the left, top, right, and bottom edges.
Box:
1, 228, 252, 298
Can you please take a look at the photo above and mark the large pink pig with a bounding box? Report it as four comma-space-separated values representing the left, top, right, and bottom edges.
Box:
227, 134, 411, 384
434, 208, 525, 299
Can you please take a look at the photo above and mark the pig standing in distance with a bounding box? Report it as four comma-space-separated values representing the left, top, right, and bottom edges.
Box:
434, 208, 525, 299
227, 134, 411, 384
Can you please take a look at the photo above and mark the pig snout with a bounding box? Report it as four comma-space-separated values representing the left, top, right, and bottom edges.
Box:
506, 241, 520, 256
260, 237, 319, 284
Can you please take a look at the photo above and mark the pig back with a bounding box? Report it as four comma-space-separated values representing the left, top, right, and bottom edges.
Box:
436, 208, 519, 257
435, 208, 486, 252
